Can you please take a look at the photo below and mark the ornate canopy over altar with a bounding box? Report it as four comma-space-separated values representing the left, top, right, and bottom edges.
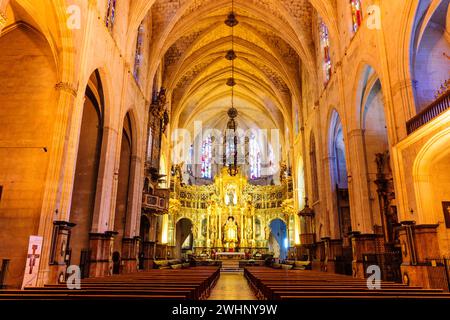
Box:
168, 167, 297, 254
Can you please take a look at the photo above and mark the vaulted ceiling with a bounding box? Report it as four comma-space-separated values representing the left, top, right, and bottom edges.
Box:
138, 0, 327, 141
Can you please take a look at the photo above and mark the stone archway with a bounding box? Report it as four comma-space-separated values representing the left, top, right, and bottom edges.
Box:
268, 218, 288, 261
69, 70, 105, 278
175, 218, 193, 259
411, 0, 450, 111
413, 129, 450, 255
328, 110, 352, 242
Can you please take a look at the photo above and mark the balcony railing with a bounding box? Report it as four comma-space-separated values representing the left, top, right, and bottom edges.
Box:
407, 90, 450, 134
142, 188, 170, 213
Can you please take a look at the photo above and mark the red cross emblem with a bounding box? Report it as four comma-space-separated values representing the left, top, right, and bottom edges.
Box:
27, 244, 40, 274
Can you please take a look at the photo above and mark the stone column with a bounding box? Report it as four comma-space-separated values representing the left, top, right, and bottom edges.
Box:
121, 236, 140, 273
93, 125, 119, 233
124, 155, 142, 239
398, 221, 441, 289
323, 155, 338, 238
88, 231, 117, 278
38, 82, 79, 286
347, 129, 374, 233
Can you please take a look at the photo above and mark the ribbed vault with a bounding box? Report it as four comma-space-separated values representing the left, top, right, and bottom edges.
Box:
131, 0, 330, 145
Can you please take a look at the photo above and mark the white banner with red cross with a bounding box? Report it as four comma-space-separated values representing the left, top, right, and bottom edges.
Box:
21, 235, 43, 289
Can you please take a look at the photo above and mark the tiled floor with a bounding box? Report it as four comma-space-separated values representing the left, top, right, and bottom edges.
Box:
208, 272, 257, 300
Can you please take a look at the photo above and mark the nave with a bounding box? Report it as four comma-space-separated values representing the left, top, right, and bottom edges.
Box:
0, 0, 449, 304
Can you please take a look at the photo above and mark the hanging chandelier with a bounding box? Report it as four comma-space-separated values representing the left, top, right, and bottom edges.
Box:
223, 0, 239, 176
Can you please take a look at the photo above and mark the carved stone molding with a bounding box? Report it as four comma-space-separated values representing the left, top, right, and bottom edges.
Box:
0, 11, 7, 30
348, 129, 364, 137
55, 82, 78, 97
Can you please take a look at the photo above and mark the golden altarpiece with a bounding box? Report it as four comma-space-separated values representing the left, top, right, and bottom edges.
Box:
167, 166, 297, 255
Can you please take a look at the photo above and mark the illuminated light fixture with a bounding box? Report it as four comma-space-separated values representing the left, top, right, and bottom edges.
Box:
225, 12, 239, 27
225, 49, 237, 61
226, 77, 236, 87
223, 0, 239, 177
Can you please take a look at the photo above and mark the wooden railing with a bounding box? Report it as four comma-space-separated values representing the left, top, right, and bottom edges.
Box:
407, 90, 450, 134
300, 233, 316, 246
142, 188, 170, 213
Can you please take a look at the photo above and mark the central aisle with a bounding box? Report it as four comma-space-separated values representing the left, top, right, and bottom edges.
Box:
208, 272, 257, 300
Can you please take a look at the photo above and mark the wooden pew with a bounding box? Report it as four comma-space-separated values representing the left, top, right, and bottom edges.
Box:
0, 266, 220, 301
244, 266, 450, 300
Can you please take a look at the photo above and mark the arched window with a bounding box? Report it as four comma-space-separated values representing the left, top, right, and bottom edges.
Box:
411, 0, 450, 111
225, 133, 236, 167
187, 145, 194, 175
350, 0, 363, 33
249, 134, 261, 179
318, 17, 332, 84
105, 0, 117, 32
201, 136, 212, 179
133, 21, 145, 82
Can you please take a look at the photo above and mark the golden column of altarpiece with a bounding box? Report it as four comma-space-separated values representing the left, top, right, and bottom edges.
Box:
168, 167, 297, 254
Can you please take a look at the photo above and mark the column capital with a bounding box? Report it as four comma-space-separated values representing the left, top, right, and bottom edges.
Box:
131, 155, 142, 164
392, 78, 415, 93
348, 128, 364, 137
88, 0, 98, 8
0, 11, 7, 30
55, 82, 78, 97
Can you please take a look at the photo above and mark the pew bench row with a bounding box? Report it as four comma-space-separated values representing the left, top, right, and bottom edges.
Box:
0, 266, 220, 300
244, 267, 450, 300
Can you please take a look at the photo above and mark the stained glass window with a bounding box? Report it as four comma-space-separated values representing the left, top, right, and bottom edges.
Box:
319, 18, 332, 84
201, 136, 212, 179
105, 0, 117, 32
350, 0, 363, 33
133, 21, 145, 82
249, 135, 261, 179
187, 145, 193, 175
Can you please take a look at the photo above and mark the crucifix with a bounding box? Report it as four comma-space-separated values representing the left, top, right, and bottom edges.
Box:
27, 245, 40, 275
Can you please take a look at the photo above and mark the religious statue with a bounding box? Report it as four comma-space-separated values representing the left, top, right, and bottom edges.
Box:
223, 216, 238, 250
225, 184, 237, 206
210, 224, 217, 247
162, 110, 169, 133
279, 160, 288, 182
246, 225, 253, 245
172, 162, 184, 183
158, 88, 167, 108
264, 225, 271, 241
191, 224, 198, 239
